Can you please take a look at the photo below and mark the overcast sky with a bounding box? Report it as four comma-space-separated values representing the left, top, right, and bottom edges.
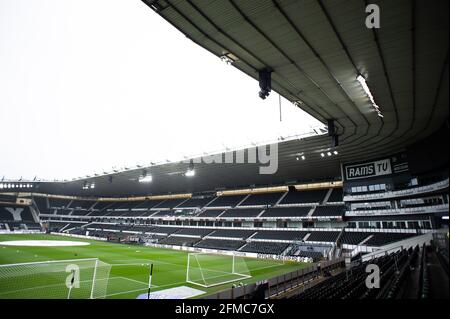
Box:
0, 0, 323, 181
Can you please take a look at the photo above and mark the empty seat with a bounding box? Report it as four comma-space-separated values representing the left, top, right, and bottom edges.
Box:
341, 232, 371, 245
253, 230, 307, 241
33, 197, 51, 214
68, 200, 96, 210
48, 198, 71, 208
208, 229, 255, 239
312, 205, 345, 217
197, 209, 225, 217
178, 197, 215, 208
153, 198, 188, 209
220, 208, 262, 218
240, 242, 289, 255
306, 231, 340, 242
158, 236, 199, 246
261, 207, 310, 217
279, 189, 327, 204
239, 192, 284, 206
365, 233, 416, 246
174, 228, 214, 236
194, 239, 245, 251
327, 188, 343, 202
206, 195, 247, 207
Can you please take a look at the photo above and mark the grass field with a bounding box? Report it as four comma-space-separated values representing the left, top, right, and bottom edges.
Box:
0, 234, 309, 299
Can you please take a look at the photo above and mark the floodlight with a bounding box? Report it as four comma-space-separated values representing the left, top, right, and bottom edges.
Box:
185, 169, 195, 177
139, 175, 153, 183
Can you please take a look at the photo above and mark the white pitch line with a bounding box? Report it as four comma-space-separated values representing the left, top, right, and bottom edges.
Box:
118, 276, 159, 288
99, 287, 149, 299
101, 263, 289, 299
110, 259, 184, 267
110, 263, 152, 266
0, 277, 108, 296
0, 276, 159, 297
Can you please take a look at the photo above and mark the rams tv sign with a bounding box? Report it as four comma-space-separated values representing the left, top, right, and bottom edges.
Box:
343, 158, 392, 181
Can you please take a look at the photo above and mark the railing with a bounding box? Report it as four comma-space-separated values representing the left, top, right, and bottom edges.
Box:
344, 178, 449, 202
345, 203, 449, 216
202, 257, 345, 299
359, 232, 433, 262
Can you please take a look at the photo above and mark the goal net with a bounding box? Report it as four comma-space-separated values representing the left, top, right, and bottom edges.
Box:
186, 253, 251, 288
0, 258, 111, 299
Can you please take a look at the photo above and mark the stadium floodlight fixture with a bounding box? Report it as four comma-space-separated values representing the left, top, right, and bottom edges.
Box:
0, 184, 3, 189
295, 156, 300, 161
185, 169, 195, 177
220, 52, 237, 65
82, 181, 95, 190
327, 152, 332, 156
320, 153, 325, 157
139, 175, 153, 183
333, 151, 338, 155
185, 162, 195, 177
301, 155, 306, 160
293, 100, 304, 108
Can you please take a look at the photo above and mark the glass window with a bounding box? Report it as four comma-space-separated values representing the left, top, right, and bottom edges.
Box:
396, 222, 406, 229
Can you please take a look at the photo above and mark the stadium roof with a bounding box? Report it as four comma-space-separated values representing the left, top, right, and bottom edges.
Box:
34, 132, 345, 197
140, 0, 448, 158
4, 0, 449, 197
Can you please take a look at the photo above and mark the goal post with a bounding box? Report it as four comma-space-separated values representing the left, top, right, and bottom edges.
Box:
186, 252, 252, 288
0, 258, 111, 299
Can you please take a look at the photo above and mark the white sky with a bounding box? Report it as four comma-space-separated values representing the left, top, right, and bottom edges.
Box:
0, 0, 323, 181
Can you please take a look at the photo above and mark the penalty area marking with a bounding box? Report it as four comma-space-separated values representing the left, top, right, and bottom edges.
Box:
0, 240, 90, 247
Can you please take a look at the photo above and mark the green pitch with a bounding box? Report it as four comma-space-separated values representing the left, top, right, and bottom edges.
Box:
0, 234, 309, 299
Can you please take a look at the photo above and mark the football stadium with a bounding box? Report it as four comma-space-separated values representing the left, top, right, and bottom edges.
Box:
0, 0, 449, 306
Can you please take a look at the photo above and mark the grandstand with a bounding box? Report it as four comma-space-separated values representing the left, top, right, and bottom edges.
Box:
0, 0, 448, 302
